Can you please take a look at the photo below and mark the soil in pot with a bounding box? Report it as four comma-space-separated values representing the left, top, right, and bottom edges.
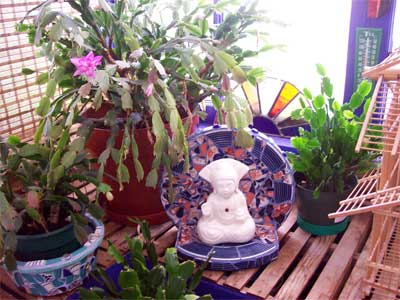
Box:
15, 223, 81, 261
15, 202, 81, 261
295, 172, 357, 235
83, 103, 198, 226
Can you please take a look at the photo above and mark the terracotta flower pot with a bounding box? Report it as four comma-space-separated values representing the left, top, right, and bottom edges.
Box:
83, 104, 198, 225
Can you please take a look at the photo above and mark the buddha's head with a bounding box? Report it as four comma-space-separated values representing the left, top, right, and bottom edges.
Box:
214, 178, 236, 199
199, 158, 249, 199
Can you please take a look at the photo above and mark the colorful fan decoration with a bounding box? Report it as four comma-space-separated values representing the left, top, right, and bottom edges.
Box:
237, 77, 307, 137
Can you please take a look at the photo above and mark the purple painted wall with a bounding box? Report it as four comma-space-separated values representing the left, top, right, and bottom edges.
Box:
344, 0, 397, 105
213, 0, 223, 24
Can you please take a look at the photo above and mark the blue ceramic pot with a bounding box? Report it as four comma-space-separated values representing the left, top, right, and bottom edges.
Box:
5, 213, 104, 296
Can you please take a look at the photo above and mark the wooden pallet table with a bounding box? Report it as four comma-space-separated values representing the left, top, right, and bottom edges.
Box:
1, 208, 382, 300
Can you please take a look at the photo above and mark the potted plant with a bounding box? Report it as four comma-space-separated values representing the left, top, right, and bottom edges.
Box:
0, 127, 110, 296
18, 0, 274, 225
77, 219, 212, 300
287, 64, 378, 235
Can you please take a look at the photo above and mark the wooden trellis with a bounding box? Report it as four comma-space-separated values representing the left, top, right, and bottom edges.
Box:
364, 209, 400, 297
329, 48, 400, 299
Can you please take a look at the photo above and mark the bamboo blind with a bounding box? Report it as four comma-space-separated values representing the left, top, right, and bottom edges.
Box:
1, 1, 45, 140
0, 1, 70, 140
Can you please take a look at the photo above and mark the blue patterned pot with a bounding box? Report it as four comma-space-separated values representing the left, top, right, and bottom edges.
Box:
4, 213, 104, 296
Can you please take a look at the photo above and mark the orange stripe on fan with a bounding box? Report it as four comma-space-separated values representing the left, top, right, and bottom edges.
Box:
268, 82, 299, 119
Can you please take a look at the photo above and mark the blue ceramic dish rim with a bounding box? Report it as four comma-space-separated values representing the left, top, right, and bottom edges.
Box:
177, 239, 280, 262
159, 124, 296, 229
12, 213, 104, 273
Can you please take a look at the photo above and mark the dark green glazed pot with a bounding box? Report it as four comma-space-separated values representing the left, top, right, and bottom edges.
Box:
295, 174, 357, 236
16, 223, 81, 261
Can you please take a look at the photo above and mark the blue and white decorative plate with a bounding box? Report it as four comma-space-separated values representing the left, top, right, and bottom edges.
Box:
160, 125, 295, 271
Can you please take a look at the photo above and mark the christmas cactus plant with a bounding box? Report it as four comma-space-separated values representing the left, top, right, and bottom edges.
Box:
18, 0, 277, 189
80, 219, 212, 300
0, 129, 110, 270
287, 64, 379, 198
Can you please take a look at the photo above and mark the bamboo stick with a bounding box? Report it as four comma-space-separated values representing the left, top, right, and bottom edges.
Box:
356, 76, 384, 152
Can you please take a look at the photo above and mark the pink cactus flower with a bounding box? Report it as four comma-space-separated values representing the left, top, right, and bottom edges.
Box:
70, 51, 102, 79
145, 83, 154, 97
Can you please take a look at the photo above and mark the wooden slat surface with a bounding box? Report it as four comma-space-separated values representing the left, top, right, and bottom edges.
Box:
274, 235, 336, 300
1, 209, 393, 300
223, 208, 297, 290
100, 221, 125, 248
306, 213, 372, 300
339, 234, 374, 300
203, 270, 225, 282
0, 268, 29, 300
0, 286, 17, 300
246, 228, 311, 298
96, 220, 174, 268
153, 226, 178, 256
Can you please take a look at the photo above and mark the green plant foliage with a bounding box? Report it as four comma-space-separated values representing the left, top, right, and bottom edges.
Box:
287, 65, 379, 198
0, 126, 111, 270
81, 219, 213, 300
19, 0, 278, 189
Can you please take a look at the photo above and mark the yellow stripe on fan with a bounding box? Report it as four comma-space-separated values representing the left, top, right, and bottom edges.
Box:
241, 81, 261, 115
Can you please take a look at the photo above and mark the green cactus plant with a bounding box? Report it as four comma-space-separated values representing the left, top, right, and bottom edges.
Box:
287, 64, 379, 198
80, 219, 212, 300
0, 129, 110, 270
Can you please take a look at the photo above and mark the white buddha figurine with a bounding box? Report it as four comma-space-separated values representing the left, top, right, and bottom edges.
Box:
197, 158, 256, 245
